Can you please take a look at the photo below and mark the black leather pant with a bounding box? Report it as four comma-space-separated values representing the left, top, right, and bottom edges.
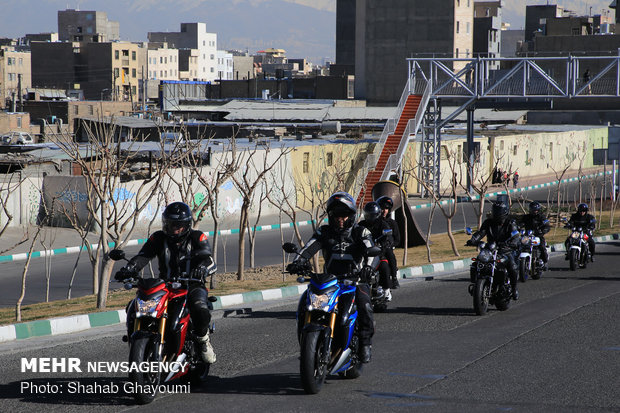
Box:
187, 284, 212, 337
356, 283, 374, 346
378, 260, 391, 289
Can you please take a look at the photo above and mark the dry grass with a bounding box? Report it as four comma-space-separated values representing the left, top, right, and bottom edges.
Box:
1, 209, 618, 326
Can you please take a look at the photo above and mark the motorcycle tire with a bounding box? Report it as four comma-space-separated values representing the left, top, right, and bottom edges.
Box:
373, 303, 388, 313
569, 249, 578, 271
180, 362, 210, 387
128, 336, 160, 405
519, 258, 529, 283
580, 250, 588, 269
495, 292, 512, 312
473, 278, 491, 316
300, 329, 329, 394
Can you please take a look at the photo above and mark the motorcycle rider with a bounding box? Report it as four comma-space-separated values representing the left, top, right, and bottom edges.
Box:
287, 191, 376, 363
565, 203, 596, 262
114, 202, 217, 363
376, 196, 401, 289
520, 201, 551, 270
359, 201, 393, 301
466, 201, 521, 300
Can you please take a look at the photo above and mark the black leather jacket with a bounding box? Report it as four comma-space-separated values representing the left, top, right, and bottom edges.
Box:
127, 230, 215, 280
470, 217, 520, 252
359, 218, 394, 251
521, 214, 551, 237
296, 224, 375, 276
568, 213, 596, 231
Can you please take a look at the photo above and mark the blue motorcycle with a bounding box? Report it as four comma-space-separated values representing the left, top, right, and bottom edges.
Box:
283, 242, 380, 394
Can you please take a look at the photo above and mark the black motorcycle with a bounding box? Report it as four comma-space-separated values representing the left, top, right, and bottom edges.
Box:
466, 229, 514, 315
563, 221, 591, 271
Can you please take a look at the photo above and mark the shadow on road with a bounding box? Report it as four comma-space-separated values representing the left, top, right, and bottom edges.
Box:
1, 376, 132, 407
193, 372, 306, 396
390, 306, 473, 317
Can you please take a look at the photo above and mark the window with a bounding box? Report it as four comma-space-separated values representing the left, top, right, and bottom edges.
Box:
74, 105, 79, 115
132, 51, 136, 60
115, 50, 119, 59
513, 145, 517, 156
303, 152, 309, 173
160, 56, 163, 64
18, 58, 22, 66
114, 68, 119, 78
466, 22, 470, 34
203, 40, 205, 46
455, 48, 459, 58
122, 50, 129, 57
89, 105, 94, 115
132, 86, 136, 95
16, 117, 22, 128
500, 140, 504, 150
77, 26, 82, 33
165, 57, 167, 64
210, 54, 214, 60
210, 67, 214, 72
456, 21, 460, 33
132, 68, 136, 78
326, 152, 333, 166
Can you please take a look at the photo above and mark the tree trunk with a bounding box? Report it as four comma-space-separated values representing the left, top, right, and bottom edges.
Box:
97, 258, 115, 309
447, 218, 459, 257
15, 228, 41, 322
237, 206, 248, 281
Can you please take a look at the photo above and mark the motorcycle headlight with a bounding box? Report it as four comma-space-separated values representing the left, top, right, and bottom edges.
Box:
135, 297, 160, 318
477, 249, 493, 263
307, 288, 337, 312
520, 236, 531, 245
571, 231, 580, 239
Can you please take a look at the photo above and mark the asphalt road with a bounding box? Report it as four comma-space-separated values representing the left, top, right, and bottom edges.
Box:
0, 241, 618, 412
0, 177, 607, 308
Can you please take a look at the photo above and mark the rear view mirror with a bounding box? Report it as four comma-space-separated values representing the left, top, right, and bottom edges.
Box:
282, 242, 298, 254
465, 227, 472, 235
109, 249, 126, 261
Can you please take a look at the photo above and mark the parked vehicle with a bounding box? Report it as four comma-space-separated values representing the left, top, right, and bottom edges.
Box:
518, 229, 544, 281
466, 229, 514, 315
109, 249, 217, 404
1, 131, 33, 145
283, 242, 380, 394
563, 222, 591, 271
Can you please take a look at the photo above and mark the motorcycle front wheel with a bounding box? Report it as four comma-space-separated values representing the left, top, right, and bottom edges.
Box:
569, 249, 578, 271
300, 329, 329, 394
473, 278, 491, 315
531, 249, 542, 280
128, 336, 160, 405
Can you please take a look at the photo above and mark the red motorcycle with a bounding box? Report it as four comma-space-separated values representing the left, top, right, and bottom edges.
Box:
110, 249, 216, 405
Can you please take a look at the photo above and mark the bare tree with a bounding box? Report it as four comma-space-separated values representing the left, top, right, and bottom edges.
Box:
232, 144, 290, 280
0, 172, 29, 253
246, 180, 269, 268
550, 162, 572, 228
462, 153, 503, 230
56, 118, 177, 308
15, 226, 42, 322
266, 155, 304, 247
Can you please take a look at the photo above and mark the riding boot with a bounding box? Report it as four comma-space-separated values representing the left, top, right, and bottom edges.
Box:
391, 276, 400, 289
197, 331, 216, 363
359, 345, 372, 363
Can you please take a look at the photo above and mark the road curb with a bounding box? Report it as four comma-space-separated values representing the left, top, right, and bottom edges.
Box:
1, 232, 617, 343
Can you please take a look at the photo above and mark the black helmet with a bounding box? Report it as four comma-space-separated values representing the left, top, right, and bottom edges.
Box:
162, 202, 193, 241
326, 191, 356, 230
363, 201, 381, 224
491, 201, 509, 222
577, 203, 588, 213
376, 196, 394, 213
529, 201, 542, 215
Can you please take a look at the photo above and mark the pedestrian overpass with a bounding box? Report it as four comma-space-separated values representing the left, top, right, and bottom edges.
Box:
357, 55, 620, 204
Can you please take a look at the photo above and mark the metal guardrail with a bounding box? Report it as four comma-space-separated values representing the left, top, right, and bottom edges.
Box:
407, 55, 620, 99
382, 81, 431, 180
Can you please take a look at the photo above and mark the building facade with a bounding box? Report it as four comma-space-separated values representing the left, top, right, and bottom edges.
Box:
148, 23, 217, 82
216, 50, 233, 80
336, 0, 473, 103
473, 1, 503, 71
57, 9, 120, 43
0, 46, 31, 109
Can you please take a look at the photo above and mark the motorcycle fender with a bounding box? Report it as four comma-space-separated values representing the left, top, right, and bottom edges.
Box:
129, 329, 160, 344
302, 322, 331, 336
519, 252, 530, 258
570, 245, 581, 252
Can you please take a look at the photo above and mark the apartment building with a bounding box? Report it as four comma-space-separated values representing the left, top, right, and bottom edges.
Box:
337, 0, 474, 103
0, 46, 31, 109
474, 1, 503, 71
58, 9, 120, 43
216, 50, 233, 80
148, 23, 218, 82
